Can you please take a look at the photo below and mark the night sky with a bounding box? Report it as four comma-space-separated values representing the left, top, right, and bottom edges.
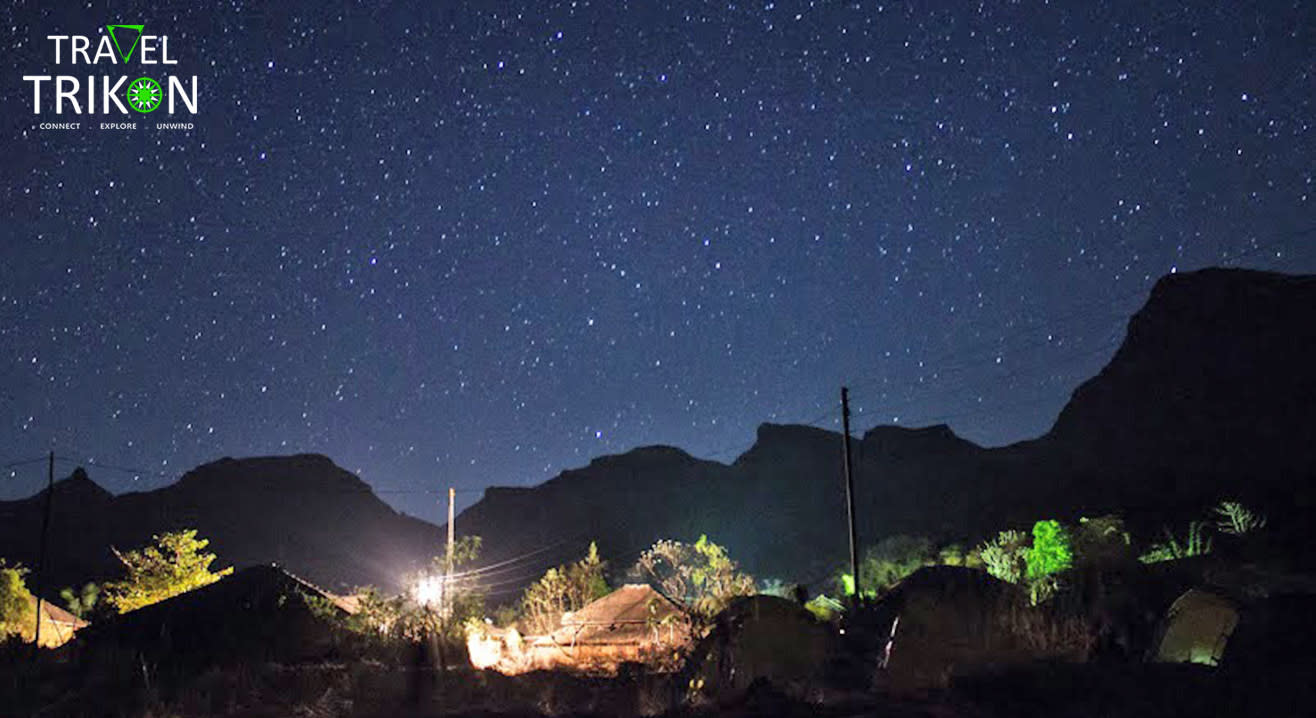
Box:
2, 1, 1312, 523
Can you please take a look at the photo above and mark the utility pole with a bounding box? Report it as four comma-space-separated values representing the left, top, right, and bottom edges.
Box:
445, 487, 455, 616
840, 388, 860, 603
32, 451, 55, 651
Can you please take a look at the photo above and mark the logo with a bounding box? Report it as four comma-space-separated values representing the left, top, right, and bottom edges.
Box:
22, 24, 199, 121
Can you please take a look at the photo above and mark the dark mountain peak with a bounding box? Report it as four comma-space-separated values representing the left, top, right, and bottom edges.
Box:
1045, 267, 1316, 495
174, 454, 368, 495
585, 444, 698, 469
861, 422, 967, 445
27, 467, 114, 506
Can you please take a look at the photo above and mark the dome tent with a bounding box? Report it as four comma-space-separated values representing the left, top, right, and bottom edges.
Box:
1151, 588, 1238, 666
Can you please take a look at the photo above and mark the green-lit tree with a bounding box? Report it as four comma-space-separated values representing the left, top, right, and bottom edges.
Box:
103, 529, 234, 614
1026, 520, 1074, 580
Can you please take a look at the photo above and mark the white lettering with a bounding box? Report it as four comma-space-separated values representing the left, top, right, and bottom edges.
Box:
160, 36, 178, 65
55, 76, 81, 114
139, 36, 157, 64
102, 76, 128, 114
168, 76, 198, 114
93, 36, 117, 64
71, 36, 91, 64
23, 76, 50, 114
47, 36, 69, 63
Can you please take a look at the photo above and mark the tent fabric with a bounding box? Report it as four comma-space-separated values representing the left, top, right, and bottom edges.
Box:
1153, 588, 1238, 666
553, 584, 683, 646
28, 596, 89, 648
685, 595, 834, 698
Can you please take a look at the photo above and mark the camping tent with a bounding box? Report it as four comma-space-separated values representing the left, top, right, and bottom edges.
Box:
684, 595, 835, 698
1152, 588, 1238, 666
874, 566, 1082, 692
29, 596, 88, 648
471, 584, 688, 673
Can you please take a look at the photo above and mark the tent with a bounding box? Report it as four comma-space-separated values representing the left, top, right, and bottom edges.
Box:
471, 584, 689, 673
29, 596, 89, 648
874, 566, 1085, 692
1152, 588, 1238, 666
683, 595, 835, 698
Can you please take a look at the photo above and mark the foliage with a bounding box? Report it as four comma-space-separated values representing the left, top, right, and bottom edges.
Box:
938, 543, 981, 568
861, 535, 937, 596
518, 542, 610, 634
0, 560, 36, 641
1213, 501, 1266, 536
978, 530, 1031, 584
103, 530, 233, 614
804, 594, 845, 622
757, 578, 793, 599
1072, 515, 1132, 567
1140, 521, 1213, 563
60, 582, 100, 620
1026, 520, 1074, 580
631, 534, 755, 622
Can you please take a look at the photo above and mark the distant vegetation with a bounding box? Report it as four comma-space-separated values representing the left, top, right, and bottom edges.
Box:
103, 529, 234, 614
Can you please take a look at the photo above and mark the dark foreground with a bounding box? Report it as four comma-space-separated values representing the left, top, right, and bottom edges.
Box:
6, 657, 1313, 718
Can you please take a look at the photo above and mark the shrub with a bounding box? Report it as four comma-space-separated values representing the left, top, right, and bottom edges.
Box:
1213, 501, 1266, 535
1140, 521, 1212, 563
0, 560, 36, 641
978, 530, 1031, 583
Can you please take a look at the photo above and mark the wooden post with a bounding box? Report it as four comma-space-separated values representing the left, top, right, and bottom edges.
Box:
445, 487, 455, 615
32, 451, 55, 650
841, 388, 860, 602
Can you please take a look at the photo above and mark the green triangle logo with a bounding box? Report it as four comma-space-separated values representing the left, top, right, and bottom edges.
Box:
106, 24, 144, 63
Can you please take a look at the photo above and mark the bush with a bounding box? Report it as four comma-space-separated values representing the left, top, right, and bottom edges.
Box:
1140, 521, 1212, 564
0, 560, 35, 641
978, 530, 1031, 584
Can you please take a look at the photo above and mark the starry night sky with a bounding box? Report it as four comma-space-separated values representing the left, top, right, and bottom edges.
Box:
2, 1, 1312, 522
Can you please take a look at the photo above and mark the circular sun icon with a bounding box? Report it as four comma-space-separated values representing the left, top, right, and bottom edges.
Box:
126, 77, 163, 113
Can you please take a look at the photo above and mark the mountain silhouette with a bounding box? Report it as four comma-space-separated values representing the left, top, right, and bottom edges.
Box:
0, 268, 1311, 600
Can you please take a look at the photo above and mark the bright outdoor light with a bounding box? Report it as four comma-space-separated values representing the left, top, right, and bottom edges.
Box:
414, 575, 443, 607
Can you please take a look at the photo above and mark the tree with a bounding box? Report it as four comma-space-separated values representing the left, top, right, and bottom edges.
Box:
978, 530, 1031, 583
1026, 520, 1074, 580
841, 535, 937, 598
631, 535, 754, 622
519, 542, 611, 634
103, 529, 234, 614
0, 560, 36, 641
60, 582, 100, 620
